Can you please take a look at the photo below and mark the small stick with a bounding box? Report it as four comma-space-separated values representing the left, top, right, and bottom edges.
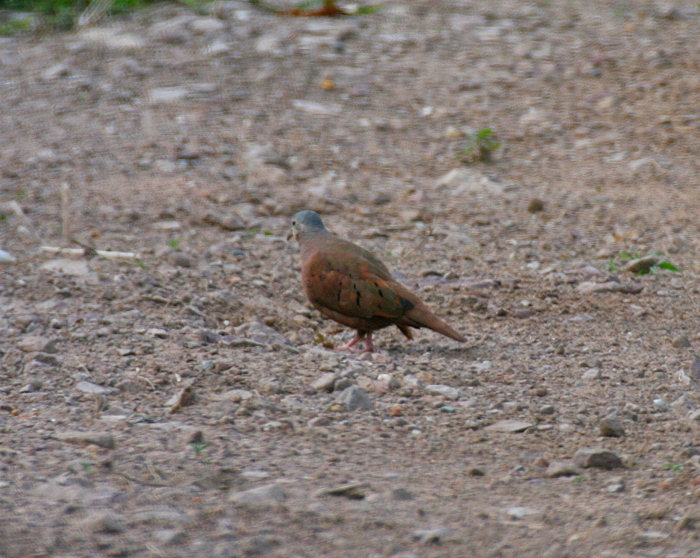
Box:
60, 182, 70, 243
40, 245, 140, 260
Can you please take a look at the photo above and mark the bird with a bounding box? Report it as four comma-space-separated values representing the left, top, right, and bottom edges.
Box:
290, 210, 466, 352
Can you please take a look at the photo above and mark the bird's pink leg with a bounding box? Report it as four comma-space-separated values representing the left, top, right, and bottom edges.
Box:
335, 332, 377, 353
363, 333, 375, 353
335, 333, 363, 351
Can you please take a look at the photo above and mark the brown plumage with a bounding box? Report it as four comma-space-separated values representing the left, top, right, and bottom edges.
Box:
290, 210, 466, 352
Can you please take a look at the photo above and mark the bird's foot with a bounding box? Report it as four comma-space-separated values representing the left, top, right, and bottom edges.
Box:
335, 335, 363, 352
335, 333, 375, 353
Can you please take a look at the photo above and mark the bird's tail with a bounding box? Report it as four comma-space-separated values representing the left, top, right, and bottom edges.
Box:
402, 304, 466, 343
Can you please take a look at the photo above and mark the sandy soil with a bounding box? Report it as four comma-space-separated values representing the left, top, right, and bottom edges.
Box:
1, 1, 700, 556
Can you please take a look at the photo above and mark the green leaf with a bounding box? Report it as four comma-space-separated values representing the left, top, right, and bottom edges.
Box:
356, 4, 381, 14
656, 261, 680, 272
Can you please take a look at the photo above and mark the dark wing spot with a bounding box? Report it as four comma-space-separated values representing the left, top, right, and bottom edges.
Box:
400, 297, 414, 312
378, 288, 384, 298
356, 289, 361, 306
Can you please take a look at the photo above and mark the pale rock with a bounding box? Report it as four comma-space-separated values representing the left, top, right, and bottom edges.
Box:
485, 420, 534, 433
189, 17, 226, 35
425, 384, 460, 400
149, 86, 190, 104
229, 483, 287, 506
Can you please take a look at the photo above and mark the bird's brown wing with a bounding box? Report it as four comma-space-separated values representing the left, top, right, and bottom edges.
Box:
303, 248, 413, 322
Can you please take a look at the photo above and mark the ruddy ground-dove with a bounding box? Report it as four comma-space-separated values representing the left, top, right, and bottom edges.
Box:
290, 210, 466, 352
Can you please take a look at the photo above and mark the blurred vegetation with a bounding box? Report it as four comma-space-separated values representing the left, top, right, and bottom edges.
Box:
0, 0, 213, 32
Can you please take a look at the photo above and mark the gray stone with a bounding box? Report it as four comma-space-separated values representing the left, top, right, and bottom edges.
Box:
204, 39, 230, 56
202, 210, 245, 231
147, 328, 169, 339
148, 16, 193, 43
316, 482, 366, 499
390, 487, 414, 501
219, 389, 253, 402
599, 415, 625, 437
624, 256, 657, 274
606, 479, 625, 493
335, 385, 373, 411
55, 430, 115, 449
17, 336, 56, 353
677, 513, 700, 531
233, 321, 291, 347
413, 527, 452, 544
149, 86, 190, 104
82, 512, 126, 534
545, 460, 581, 478
41, 63, 70, 81
692, 356, 700, 380
130, 507, 188, 524
76, 381, 115, 395
153, 528, 186, 544
576, 281, 643, 295
672, 335, 691, 348
582, 368, 601, 380
229, 483, 287, 506
573, 448, 623, 470
40, 258, 91, 277
0, 249, 15, 264
292, 99, 342, 116
507, 506, 539, 519
78, 28, 145, 50
435, 167, 505, 195
189, 17, 226, 35
425, 384, 460, 400
653, 398, 669, 411
311, 372, 337, 392
484, 420, 534, 433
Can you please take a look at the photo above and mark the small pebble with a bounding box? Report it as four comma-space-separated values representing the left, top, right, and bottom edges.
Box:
573, 448, 623, 470
507, 506, 539, 520
527, 198, 544, 213
334, 385, 373, 411
229, 483, 287, 507
672, 335, 691, 348
311, 372, 337, 392
599, 415, 625, 437
412, 527, 451, 544
485, 420, 534, 433
55, 431, 115, 449
582, 368, 601, 380
0, 249, 16, 264
653, 398, 669, 411
425, 384, 460, 400
546, 461, 581, 478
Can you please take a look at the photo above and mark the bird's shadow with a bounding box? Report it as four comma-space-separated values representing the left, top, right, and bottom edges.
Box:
380, 340, 481, 360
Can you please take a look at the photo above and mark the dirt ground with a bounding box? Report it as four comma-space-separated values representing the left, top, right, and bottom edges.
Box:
1, 0, 700, 556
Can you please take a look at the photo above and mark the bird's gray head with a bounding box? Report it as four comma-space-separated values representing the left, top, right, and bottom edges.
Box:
290, 210, 327, 241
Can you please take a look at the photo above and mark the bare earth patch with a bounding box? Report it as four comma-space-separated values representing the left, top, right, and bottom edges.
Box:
1, 1, 700, 556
